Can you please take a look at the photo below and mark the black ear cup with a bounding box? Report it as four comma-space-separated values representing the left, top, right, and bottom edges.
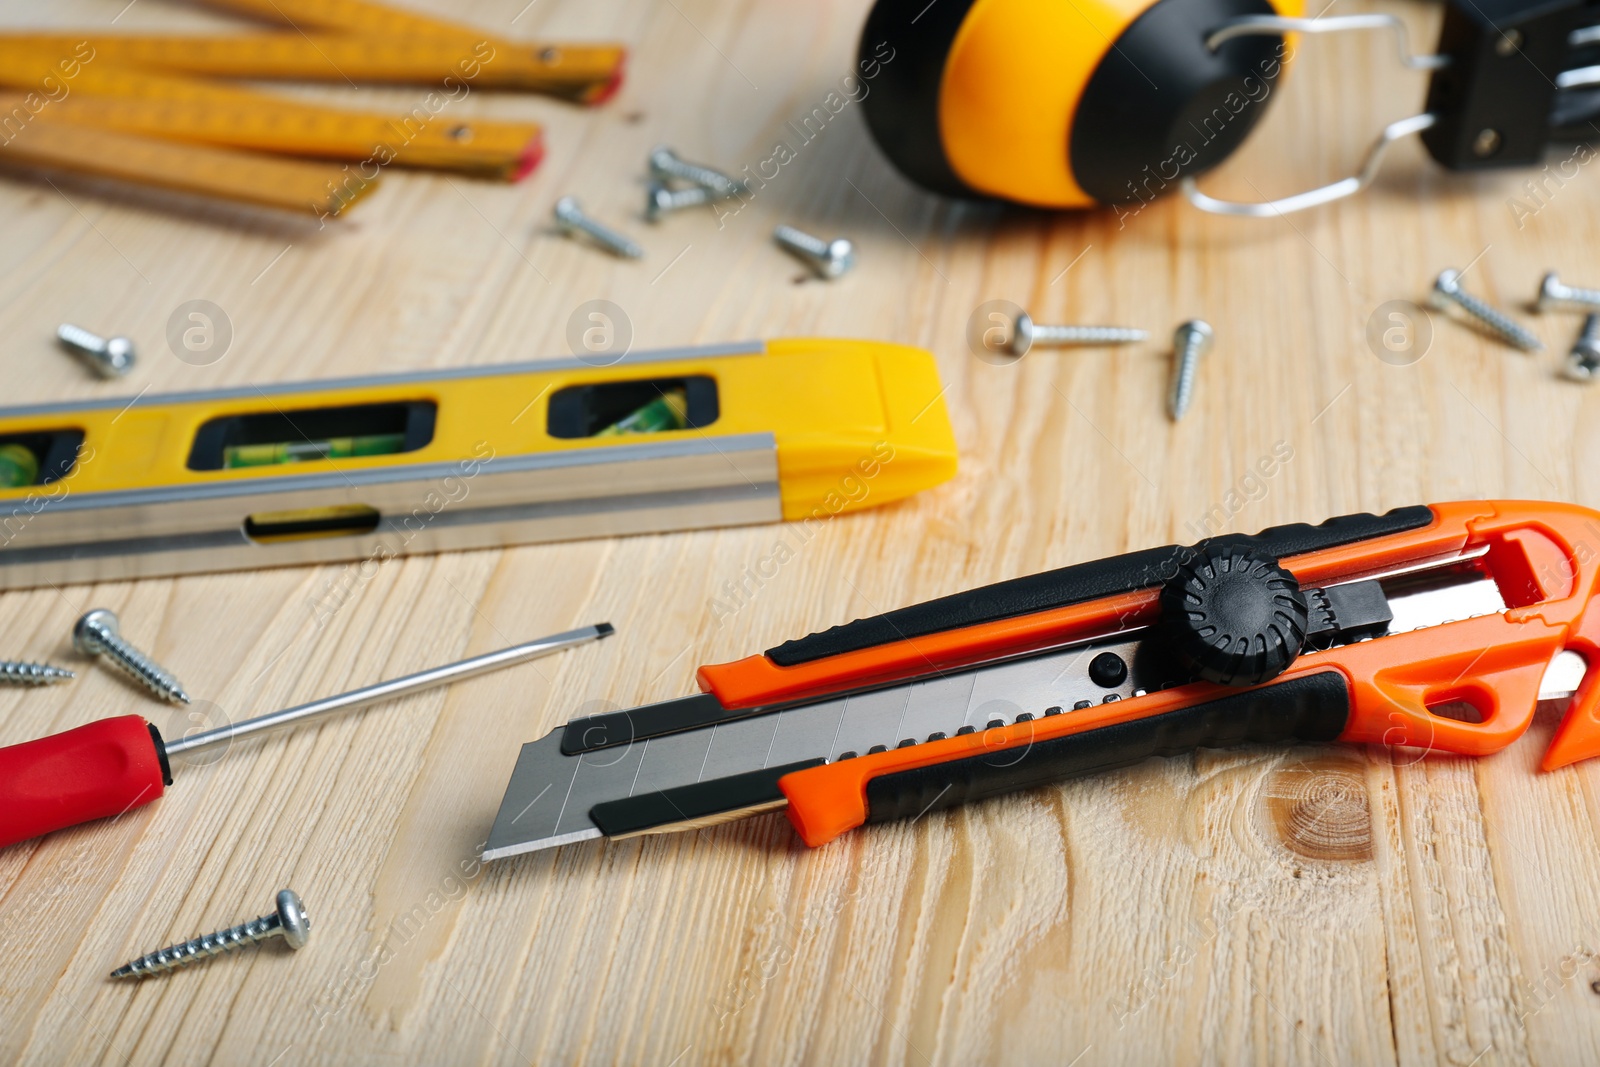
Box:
856, 0, 981, 198
1069, 0, 1286, 204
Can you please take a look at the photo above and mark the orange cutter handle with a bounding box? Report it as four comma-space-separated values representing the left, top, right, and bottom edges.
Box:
761, 500, 1600, 846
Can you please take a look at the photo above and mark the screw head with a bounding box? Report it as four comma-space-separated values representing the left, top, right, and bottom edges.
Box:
1567, 350, 1600, 382
275, 889, 311, 950
1472, 128, 1502, 158
1173, 318, 1214, 356
1431, 268, 1464, 308
102, 336, 136, 375
73, 608, 119, 655
1539, 271, 1568, 312
1009, 312, 1036, 357
645, 181, 675, 222
552, 196, 581, 226
819, 238, 855, 279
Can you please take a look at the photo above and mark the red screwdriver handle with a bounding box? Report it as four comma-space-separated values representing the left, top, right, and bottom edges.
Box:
0, 715, 170, 849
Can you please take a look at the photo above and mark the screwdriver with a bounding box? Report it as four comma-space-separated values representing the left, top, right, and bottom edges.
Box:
0, 623, 612, 850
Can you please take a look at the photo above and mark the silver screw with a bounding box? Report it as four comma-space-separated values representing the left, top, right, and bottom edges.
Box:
648, 146, 745, 199
773, 225, 855, 279
0, 660, 74, 685
645, 180, 716, 222
1431, 269, 1544, 351
74, 608, 190, 704
1537, 271, 1600, 313
1566, 314, 1600, 382
1004, 312, 1147, 357
1168, 319, 1214, 422
57, 324, 135, 379
111, 889, 310, 979
553, 196, 642, 259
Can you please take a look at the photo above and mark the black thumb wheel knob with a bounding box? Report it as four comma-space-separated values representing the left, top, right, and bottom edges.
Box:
1160, 544, 1308, 686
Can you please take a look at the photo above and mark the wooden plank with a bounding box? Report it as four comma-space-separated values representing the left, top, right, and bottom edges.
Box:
2, 0, 1600, 1064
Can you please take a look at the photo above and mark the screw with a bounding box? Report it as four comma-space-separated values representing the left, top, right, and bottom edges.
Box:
648, 146, 746, 199
1003, 312, 1147, 357
0, 660, 74, 685
74, 608, 190, 704
773, 225, 855, 279
1472, 129, 1502, 158
1430, 269, 1544, 351
1566, 314, 1600, 382
111, 889, 310, 979
1168, 319, 1214, 421
57, 324, 135, 379
645, 180, 716, 222
553, 196, 642, 259
1537, 271, 1600, 313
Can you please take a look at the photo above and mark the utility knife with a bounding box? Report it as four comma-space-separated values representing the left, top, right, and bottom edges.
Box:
483, 501, 1600, 860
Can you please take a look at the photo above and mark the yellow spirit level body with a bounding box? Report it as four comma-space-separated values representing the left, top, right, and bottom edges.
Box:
0, 338, 957, 588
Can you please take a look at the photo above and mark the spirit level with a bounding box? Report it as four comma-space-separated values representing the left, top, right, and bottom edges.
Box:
483, 500, 1600, 859
0, 339, 956, 589
860, 0, 1600, 215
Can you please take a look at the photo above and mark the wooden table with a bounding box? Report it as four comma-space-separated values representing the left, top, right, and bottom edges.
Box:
3, 1, 1599, 1063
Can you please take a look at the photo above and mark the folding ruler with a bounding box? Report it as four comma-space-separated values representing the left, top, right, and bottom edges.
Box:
0, 0, 625, 214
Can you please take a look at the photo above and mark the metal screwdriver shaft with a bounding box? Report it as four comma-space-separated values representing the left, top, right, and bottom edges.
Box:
112, 889, 309, 979
162, 624, 613, 759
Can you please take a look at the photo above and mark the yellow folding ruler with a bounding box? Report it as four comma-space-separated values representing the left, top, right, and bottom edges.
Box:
0, 0, 624, 215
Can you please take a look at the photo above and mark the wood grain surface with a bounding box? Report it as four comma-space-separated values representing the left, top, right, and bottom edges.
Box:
3, 1, 1600, 1064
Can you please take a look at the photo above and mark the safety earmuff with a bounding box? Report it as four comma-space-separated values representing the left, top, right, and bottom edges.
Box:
859, 0, 1600, 217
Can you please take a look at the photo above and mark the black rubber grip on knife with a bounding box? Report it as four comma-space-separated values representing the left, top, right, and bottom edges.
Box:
862, 671, 1351, 825
561, 694, 731, 755
765, 506, 1433, 667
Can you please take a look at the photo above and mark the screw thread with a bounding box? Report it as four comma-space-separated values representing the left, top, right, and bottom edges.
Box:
88, 623, 189, 703
773, 225, 829, 260
554, 198, 642, 259
1438, 280, 1543, 351
1169, 332, 1206, 421
1031, 325, 1149, 346
663, 185, 713, 208
650, 149, 742, 197
0, 660, 74, 685
56, 323, 107, 354
647, 182, 715, 221
1566, 313, 1600, 382
111, 913, 282, 979
1543, 276, 1600, 311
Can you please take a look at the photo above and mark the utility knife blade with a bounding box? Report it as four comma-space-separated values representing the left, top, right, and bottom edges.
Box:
484, 501, 1600, 861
